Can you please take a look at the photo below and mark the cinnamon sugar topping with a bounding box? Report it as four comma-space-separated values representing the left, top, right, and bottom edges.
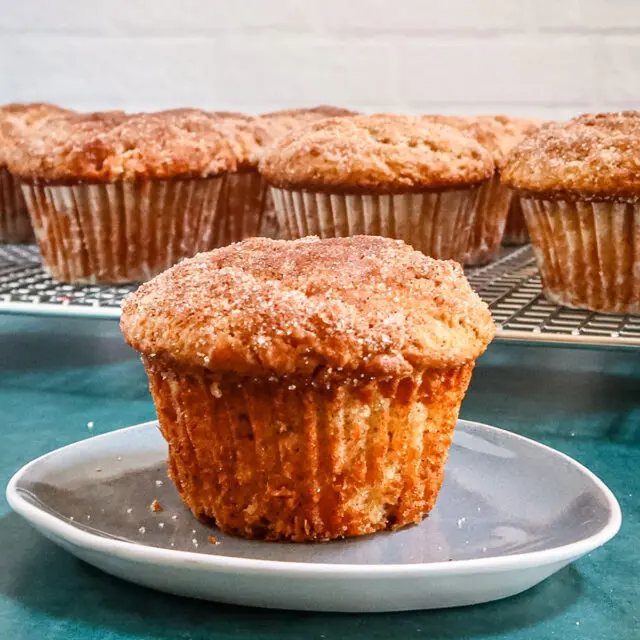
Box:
502, 111, 640, 200
121, 236, 495, 377
259, 114, 494, 193
7, 110, 236, 182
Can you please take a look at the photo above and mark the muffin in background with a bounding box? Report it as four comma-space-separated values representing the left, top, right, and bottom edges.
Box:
121, 235, 495, 541
258, 106, 359, 239
259, 114, 494, 262
423, 114, 544, 262
0, 102, 71, 243
502, 111, 640, 315
8, 109, 235, 283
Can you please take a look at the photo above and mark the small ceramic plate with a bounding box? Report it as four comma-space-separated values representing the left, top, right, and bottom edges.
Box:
7, 420, 620, 612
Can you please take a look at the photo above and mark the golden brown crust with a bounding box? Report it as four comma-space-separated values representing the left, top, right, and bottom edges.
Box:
7, 110, 236, 182
208, 112, 273, 170
259, 114, 494, 193
121, 236, 495, 377
0, 102, 73, 165
422, 114, 545, 169
502, 112, 640, 200
259, 105, 359, 142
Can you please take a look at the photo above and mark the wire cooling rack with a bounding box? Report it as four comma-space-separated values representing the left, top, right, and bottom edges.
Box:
1, 243, 639, 348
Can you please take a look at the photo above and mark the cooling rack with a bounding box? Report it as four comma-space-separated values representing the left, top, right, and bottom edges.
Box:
1, 243, 638, 348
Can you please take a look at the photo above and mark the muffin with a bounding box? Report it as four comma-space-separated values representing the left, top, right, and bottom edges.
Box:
121, 235, 496, 542
502, 112, 640, 314
423, 115, 544, 262
259, 114, 494, 262
258, 106, 359, 239
8, 110, 236, 283
0, 102, 71, 243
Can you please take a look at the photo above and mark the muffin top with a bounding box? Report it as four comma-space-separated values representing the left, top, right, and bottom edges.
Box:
121, 236, 495, 378
259, 105, 359, 141
422, 114, 544, 169
208, 112, 273, 170
0, 102, 72, 165
259, 114, 494, 193
7, 110, 236, 183
502, 112, 640, 200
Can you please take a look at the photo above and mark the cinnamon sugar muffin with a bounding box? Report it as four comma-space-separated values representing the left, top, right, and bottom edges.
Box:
0, 102, 71, 243
423, 115, 544, 262
121, 236, 495, 542
502, 112, 640, 314
259, 115, 494, 262
8, 110, 235, 283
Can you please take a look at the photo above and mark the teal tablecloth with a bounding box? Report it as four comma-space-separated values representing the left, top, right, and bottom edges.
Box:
0, 316, 637, 640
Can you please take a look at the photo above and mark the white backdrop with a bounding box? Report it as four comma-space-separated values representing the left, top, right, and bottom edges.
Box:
1, 0, 638, 121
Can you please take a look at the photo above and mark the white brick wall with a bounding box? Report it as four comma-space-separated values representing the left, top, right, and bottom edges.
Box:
0, 0, 637, 120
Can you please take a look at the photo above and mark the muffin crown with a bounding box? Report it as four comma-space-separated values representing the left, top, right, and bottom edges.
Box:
0, 102, 72, 165
259, 114, 494, 193
259, 105, 359, 146
7, 110, 237, 182
209, 112, 273, 170
422, 114, 545, 169
502, 112, 640, 200
121, 236, 495, 377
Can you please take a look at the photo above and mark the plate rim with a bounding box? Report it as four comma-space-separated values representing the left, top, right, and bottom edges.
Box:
6, 419, 622, 578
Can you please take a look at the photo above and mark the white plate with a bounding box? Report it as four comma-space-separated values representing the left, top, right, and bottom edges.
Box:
6, 420, 621, 612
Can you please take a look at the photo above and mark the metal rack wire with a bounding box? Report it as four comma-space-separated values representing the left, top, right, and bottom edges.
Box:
1, 243, 639, 347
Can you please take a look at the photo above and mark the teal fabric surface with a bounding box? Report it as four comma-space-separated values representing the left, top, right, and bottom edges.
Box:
0, 316, 637, 640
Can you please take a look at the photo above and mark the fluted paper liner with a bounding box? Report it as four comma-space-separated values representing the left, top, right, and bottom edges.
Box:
503, 196, 530, 245
0, 166, 34, 243
218, 170, 269, 245
144, 358, 474, 542
464, 174, 513, 266
21, 177, 225, 283
522, 197, 639, 314
270, 186, 482, 262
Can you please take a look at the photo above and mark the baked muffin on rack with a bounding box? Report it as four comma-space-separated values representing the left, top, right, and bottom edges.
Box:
502, 111, 640, 314
423, 114, 544, 262
259, 114, 494, 262
7, 109, 236, 284
121, 235, 495, 541
0, 102, 71, 243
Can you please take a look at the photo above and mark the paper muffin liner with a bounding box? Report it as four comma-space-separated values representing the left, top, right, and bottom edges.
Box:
502, 196, 530, 245
270, 186, 483, 262
21, 176, 225, 284
218, 169, 269, 245
521, 197, 640, 314
464, 174, 513, 266
0, 166, 34, 243
144, 357, 474, 542
258, 188, 281, 239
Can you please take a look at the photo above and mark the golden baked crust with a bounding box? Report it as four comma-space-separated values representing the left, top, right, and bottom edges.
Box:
259, 105, 358, 142
259, 114, 494, 193
422, 114, 544, 169
7, 110, 236, 182
121, 235, 495, 377
209, 112, 273, 170
502, 112, 640, 200
0, 102, 72, 165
